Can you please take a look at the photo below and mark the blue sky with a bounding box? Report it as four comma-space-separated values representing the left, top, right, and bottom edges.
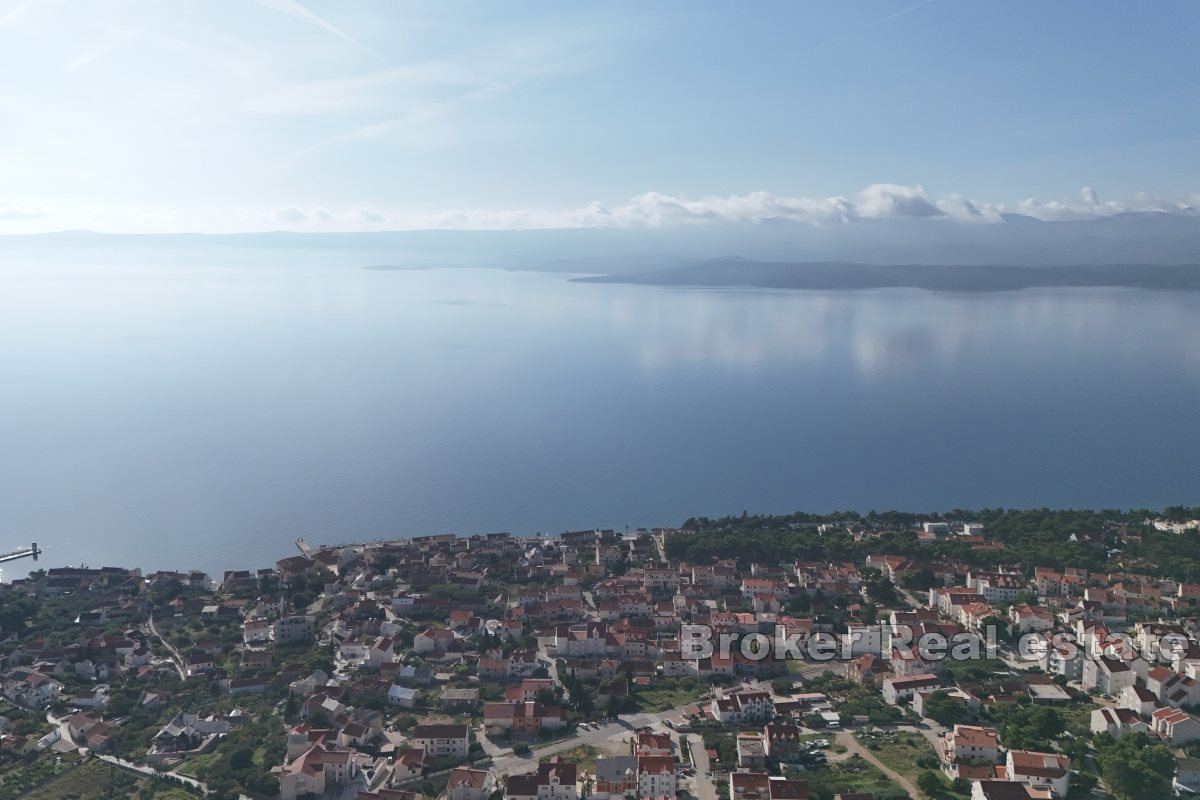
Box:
0, 0, 1197, 233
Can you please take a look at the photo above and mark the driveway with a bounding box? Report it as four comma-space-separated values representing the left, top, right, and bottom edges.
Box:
684, 733, 717, 800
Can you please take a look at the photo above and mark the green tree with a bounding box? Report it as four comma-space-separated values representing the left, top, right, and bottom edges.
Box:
981, 615, 1010, 641
994, 703, 1064, 750
900, 569, 938, 592
283, 693, 299, 722
1095, 732, 1175, 800
916, 770, 942, 797
861, 567, 898, 606
229, 745, 254, 770
921, 690, 967, 726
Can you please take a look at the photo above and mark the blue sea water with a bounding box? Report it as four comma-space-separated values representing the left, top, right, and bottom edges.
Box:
1, 257, 1198, 576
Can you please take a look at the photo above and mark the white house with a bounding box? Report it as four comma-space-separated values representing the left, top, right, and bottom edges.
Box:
272, 615, 315, 644
1082, 655, 1136, 696
972, 781, 1040, 800
3, 671, 63, 708
368, 636, 396, 669
338, 640, 369, 666
1005, 750, 1070, 798
411, 723, 469, 759
279, 744, 357, 800
414, 628, 456, 655
445, 767, 494, 800
941, 725, 1001, 765
882, 673, 939, 705
844, 624, 884, 656
505, 761, 578, 800
1009, 604, 1054, 634
1146, 665, 1200, 708
710, 692, 773, 723
1119, 684, 1160, 719
1090, 707, 1149, 737
637, 756, 677, 798
388, 685, 418, 708
242, 620, 271, 645
1152, 707, 1200, 746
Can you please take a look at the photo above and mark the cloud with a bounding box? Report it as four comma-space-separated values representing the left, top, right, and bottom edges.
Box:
254, 0, 381, 60
935, 194, 1003, 223
1014, 186, 1198, 221
0, 201, 48, 220
352, 206, 386, 223
856, 183, 942, 219
0, 0, 30, 28
255, 184, 1200, 232
272, 206, 333, 225
62, 29, 139, 72
7, 185, 1198, 234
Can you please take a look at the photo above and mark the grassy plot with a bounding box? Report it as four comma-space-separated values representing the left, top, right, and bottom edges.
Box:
552, 745, 603, 775
171, 750, 219, 779
784, 756, 908, 800
632, 678, 708, 712
854, 730, 969, 800
0, 753, 79, 800
18, 758, 150, 800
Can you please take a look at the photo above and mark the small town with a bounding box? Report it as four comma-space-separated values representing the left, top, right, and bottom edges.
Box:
3, 508, 1200, 800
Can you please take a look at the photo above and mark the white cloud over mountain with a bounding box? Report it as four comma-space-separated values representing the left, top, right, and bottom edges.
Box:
384, 184, 1199, 231
3, 184, 1198, 235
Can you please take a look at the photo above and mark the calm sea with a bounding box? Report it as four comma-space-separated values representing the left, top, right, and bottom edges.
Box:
2, 257, 1199, 576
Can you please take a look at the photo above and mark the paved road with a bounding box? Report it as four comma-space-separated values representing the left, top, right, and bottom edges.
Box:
46, 711, 212, 795
896, 586, 926, 609
97, 754, 210, 792
490, 692, 715, 778
146, 613, 186, 681
836, 731, 920, 799
683, 733, 716, 800
548, 656, 569, 703
489, 719, 632, 776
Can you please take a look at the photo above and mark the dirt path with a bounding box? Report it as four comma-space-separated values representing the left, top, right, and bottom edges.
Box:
836, 731, 922, 799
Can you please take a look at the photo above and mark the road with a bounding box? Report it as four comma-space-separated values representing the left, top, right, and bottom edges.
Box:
905, 721, 949, 754
489, 719, 632, 775
46, 711, 211, 794
683, 733, 716, 800
835, 731, 920, 799
45, 711, 77, 753
548, 656, 569, 703
896, 586, 926, 610
97, 754, 209, 793
489, 692, 716, 777
146, 613, 186, 681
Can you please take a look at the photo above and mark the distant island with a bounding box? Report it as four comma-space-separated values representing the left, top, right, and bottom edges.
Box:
573, 259, 1200, 292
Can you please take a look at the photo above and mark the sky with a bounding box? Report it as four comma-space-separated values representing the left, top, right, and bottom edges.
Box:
0, 0, 1198, 234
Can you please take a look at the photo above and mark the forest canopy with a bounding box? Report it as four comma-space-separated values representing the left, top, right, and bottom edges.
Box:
666, 507, 1200, 582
